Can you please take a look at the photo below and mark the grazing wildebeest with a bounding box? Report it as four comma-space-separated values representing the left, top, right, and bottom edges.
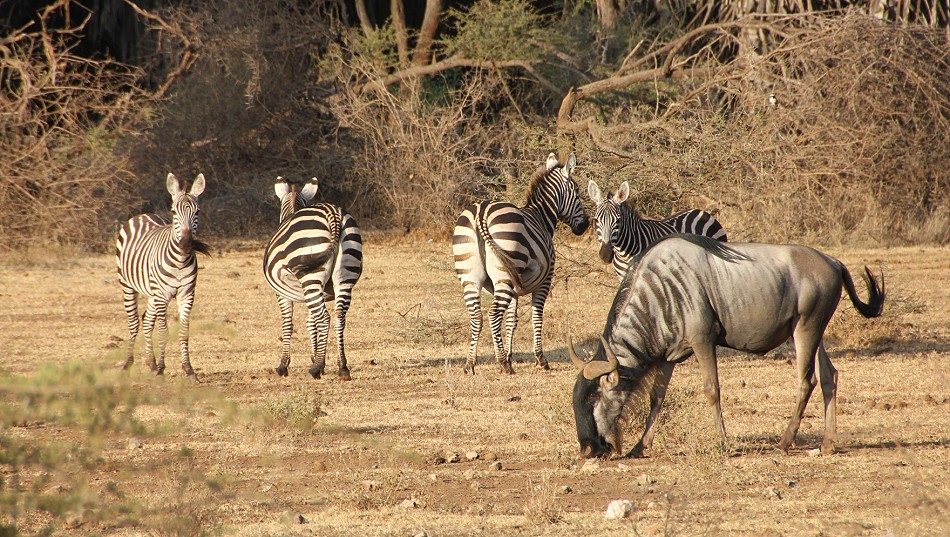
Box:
570, 235, 885, 458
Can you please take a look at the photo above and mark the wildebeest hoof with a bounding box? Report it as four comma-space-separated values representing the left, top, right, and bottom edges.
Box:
275, 365, 289, 377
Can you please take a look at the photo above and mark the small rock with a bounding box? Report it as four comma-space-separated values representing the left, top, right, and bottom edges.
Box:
764, 486, 782, 500
637, 473, 656, 486
489, 461, 503, 471
281, 511, 306, 524
428, 473, 437, 481
483, 452, 498, 462
399, 498, 419, 509
507, 395, 522, 402
786, 479, 796, 488
560, 485, 573, 494
616, 463, 631, 472
581, 459, 600, 473
314, 461, 327, 472
806, 448, 822, 457
428, 453, 447, 465
604, 499, 635, 520
445, 452, 461, 463
128, 437, 143, 450
465, 451, 480, 461
463, 469, 476, 480
260, 483, 274, 493
226, 271, 240, 279
413, 532, 429, 537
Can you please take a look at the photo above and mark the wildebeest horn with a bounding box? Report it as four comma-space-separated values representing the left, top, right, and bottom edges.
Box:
568, 337, 587, 369
577, 336, 620, 380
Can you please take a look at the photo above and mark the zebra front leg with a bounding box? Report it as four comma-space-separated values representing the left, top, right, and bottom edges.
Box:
141, 299, 161, 373
334, 295, 352, 381
530, 286, 551, 370
488, 291, 516, 375
461, 287, 482, 375
121, 285, 139, 370
503, 296, 518, 371
305, 295, 331, 379
274, 296, 294, 377
177, 289, 197, 379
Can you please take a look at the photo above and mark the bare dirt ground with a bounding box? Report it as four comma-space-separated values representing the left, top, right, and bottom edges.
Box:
1, 235, 948, 536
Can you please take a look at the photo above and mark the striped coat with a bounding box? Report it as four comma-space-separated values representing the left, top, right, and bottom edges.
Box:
116, 173, 208, 378
263, 177, 363, 380
588, 179, 727, 279
453, 153, 590, 374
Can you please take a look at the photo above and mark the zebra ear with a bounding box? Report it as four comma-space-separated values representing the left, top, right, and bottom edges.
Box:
166, 173, 180, 196
274, 176, 291, 199
189, 173, 206, 197
588, 180, 604, 204
545, 152, 558, 171
300, 177, 319, 201
564, 153, 577, 177
615, 181, 630, 203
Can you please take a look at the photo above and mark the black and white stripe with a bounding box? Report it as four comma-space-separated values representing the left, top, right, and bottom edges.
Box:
453, 153, 590, 374
588, 179, 727, 279
116, 173, 207, 378
263, 177, 363, 380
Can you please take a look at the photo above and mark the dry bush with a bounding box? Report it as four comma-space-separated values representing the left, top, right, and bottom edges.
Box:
0, 1, 152, 252
570, 14, 950, 247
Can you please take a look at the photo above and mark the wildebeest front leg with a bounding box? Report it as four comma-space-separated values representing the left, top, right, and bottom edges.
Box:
627, 361, 675, 458
695, 344, 728, 450
778, 334, 819, 453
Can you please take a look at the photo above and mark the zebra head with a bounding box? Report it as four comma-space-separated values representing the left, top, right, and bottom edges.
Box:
166, 173, 205, 248
275, 176, 319, 221
570, 336, 627, 458
588, 180, 629, 264
547, 153, 590, 235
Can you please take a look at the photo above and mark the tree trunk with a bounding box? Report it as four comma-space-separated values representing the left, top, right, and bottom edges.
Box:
354, 0, 374, 36
391, 0, 409, 67
595, 0, 618, 31
413, 0, 444, 66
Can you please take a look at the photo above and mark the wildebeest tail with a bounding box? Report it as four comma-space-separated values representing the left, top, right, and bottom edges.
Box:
841, 264, 885, 318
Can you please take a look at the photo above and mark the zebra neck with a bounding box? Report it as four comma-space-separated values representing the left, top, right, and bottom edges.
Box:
168, 232, 196, 265
521, 198, 558, 237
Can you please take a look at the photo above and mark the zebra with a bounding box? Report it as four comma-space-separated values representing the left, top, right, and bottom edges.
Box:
453, 152, 590, 375
116, 172, 209, 379
588, 179, 727, 279
263, 176, 363, 380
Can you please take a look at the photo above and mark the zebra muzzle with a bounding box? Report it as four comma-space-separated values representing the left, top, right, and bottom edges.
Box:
598, 243, 614, 264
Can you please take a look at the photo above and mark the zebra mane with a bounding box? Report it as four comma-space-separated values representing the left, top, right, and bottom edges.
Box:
524, 163, 559, 204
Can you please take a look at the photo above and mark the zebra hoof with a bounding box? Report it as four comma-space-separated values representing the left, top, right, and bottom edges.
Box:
338, 368, 352, 381
121, 359, 134, 371
309, 365, 324, 379
535, 361, 551, 371
462, 364, 475, 375
500, 364, 515, 375
275, 365, 289, 377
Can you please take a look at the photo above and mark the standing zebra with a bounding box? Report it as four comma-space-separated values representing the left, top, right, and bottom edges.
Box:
453, 153, 590, 375
263, 176, 363, 380
588, 179, 727, 279
116, 173, 208, 378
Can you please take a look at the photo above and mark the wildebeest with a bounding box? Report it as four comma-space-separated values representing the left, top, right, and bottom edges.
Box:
571, 235, 885, 458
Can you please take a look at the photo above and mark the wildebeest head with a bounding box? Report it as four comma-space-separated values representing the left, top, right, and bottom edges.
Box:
587, 180, 630, 264
570, 336, 628, 458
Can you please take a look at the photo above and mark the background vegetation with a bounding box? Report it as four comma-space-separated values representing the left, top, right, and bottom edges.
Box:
1, 0, 948, 251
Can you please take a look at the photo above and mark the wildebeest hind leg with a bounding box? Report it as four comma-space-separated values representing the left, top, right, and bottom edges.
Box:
816, 342, 838, 453
778, 333, 819, 453
628, 361, 675, 458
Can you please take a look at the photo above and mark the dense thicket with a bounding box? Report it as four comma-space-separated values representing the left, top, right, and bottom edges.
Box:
1, 0, 948, 252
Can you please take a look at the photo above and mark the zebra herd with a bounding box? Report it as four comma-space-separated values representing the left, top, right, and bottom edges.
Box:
116, 152, 885, 457
116, 152, 727, 381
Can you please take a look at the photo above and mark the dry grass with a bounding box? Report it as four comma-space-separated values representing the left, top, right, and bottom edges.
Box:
1, 237, 948, 535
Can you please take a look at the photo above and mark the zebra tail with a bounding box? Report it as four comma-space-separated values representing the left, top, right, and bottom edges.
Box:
475, 213, 528, 295
841, 264, 885, 318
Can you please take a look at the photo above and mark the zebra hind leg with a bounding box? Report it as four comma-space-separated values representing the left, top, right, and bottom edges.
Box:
275, 296, 294, 377
334, 295, 352, 381
461, 285, 482, 375
305, 298, 331, 379
488, 292, 516, 375
530, 288, 550, 370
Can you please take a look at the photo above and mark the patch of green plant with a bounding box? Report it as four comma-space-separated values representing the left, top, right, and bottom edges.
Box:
257, 391, 326, 433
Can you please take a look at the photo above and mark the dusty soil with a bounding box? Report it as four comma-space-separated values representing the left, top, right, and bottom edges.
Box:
1, 236, 948, 536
